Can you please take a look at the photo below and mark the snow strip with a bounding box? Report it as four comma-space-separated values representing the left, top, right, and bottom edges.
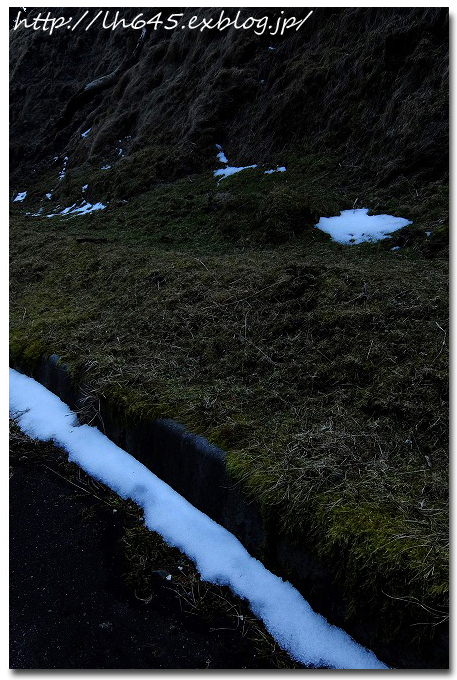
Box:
12, 191, 27, 202
315, 208, 412, 245
46, 200, 107, 217
9, 369, 387, 670
59, 156, 68, 181
265, 166, 286, 174
214, 165, 257, 181
81, 128, 91, 138
213, 144, 257, 182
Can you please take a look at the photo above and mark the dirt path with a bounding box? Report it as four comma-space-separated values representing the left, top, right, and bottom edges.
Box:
9, 427, 303, 669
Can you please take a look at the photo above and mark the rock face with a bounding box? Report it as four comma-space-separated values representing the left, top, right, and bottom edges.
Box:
10, 7, 448, 193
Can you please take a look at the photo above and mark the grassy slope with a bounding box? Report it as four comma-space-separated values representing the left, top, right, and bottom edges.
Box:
10, 156, 448, 658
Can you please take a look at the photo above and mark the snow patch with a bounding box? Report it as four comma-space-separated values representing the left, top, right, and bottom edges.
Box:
45, 193, 52, 200
82, 185, 88, 192
59, 156, 68, 181
46, 200, 107, 217
81, 128, 91, 138
13, 191, 27, 202
213, 144, 257, 182
265, 166, 286, 175
214, 145, 286, 183
101, 165, 111, 170
315, 208, 412, 245
214, 165, 257, 181
9, 369, 387, 671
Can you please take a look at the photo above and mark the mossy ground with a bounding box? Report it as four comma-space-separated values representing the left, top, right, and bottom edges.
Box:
10, 155, 448, 660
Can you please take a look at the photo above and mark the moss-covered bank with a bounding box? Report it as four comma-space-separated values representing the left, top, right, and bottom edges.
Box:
10, 168, 448, 665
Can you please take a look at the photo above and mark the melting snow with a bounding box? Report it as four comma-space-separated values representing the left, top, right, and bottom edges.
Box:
215, 144, 228, 165
265, 166, 286, 174
214, 165, 257, 181
315, 208, 412, 245
9, 369, 387, 671
81, 128, 91, 138
214, 145, 286, 183
12, 191, 27, 202
46, 200, 107, 217
214, 144, 257, 182
59, 156, 68, 181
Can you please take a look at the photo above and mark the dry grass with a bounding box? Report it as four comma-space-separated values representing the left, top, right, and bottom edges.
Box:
10, 203, 448, 651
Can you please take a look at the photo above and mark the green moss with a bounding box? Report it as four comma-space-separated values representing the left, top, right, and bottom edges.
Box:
311, 499, 448, 646
9, 333, 48, 373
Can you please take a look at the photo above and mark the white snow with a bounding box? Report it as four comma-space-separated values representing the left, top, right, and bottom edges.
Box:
82, 185, 88, 192
59, 156, 68, 181
214, 165, 257, 181
265, 166, 286, 175
315, 208, 412, 245
13, 191, 27, 202
9, 368, 387, 671
81, 128, 92, 138
391, 246, 400, 251
214, 144, 257, 182
45, 193, 52, 200
46, 200, 107, 217
101, 165, 111, 170
214, 145, 286, 183
426, 231, 431, 237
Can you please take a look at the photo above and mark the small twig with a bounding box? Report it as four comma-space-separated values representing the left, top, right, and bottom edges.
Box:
41, 463, 106, 504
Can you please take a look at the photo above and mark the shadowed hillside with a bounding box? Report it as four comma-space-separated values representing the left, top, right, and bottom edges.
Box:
10, 8, 448, 224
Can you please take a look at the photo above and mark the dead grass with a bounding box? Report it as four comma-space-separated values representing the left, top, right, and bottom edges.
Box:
10, 197, 448, 652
